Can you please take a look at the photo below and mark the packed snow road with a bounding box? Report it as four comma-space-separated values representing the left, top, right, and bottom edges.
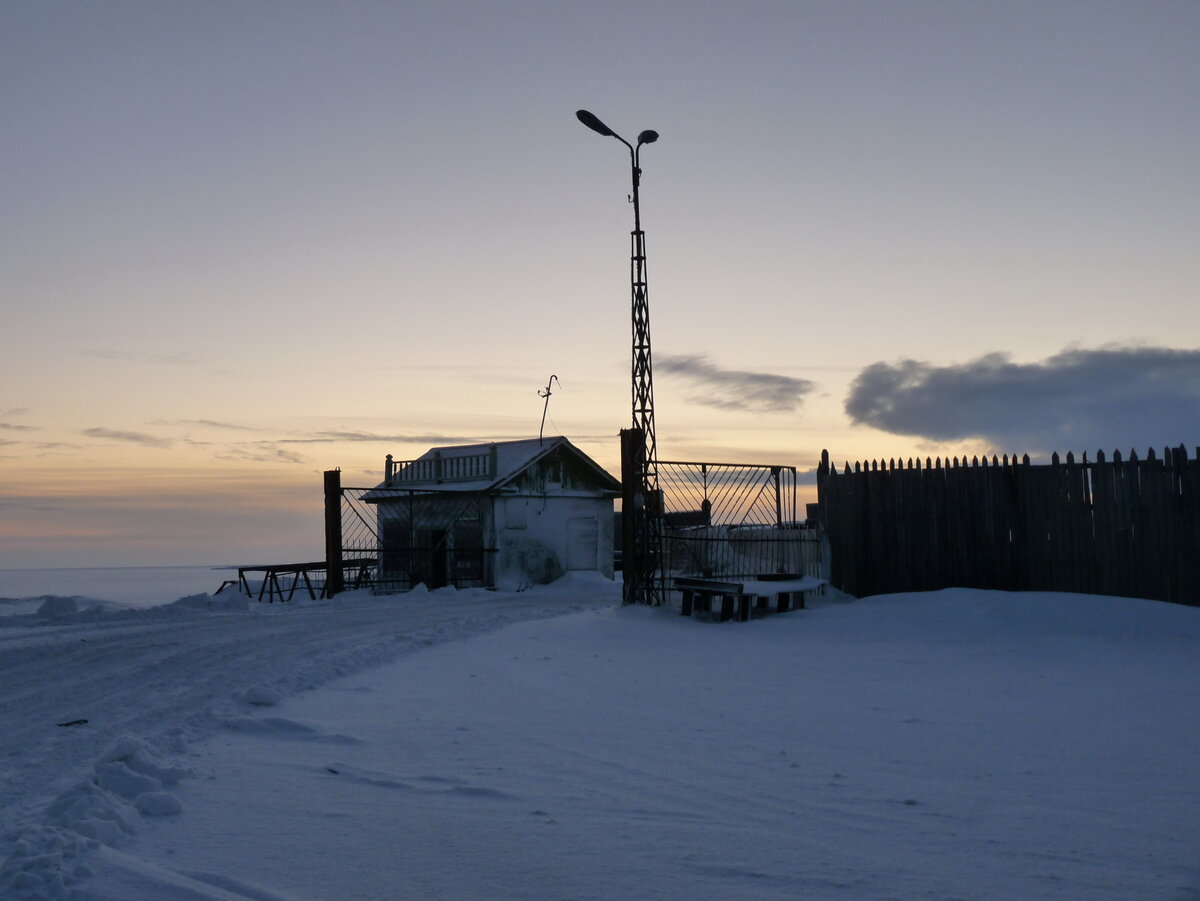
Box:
0, 581, 612, 837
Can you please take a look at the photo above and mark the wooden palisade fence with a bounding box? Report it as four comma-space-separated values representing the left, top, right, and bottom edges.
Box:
816, 446, 1200, 605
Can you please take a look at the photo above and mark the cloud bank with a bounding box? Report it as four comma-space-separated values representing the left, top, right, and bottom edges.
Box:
279, 431, 476, 445
845, 346, 1200, 453
658, 355, 815, 414
215, 445, 307, 465
160, 419, 261, 432
81, 428, 173, 449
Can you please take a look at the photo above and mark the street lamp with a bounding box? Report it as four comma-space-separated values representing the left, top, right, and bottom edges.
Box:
575, 110, 658, 234
576, 109, 663, 606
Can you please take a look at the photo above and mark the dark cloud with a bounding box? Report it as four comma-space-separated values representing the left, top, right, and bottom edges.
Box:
0, 422, 35, 432
658, 355, 815, 414
81, 427, 173, 449
845, 346, 1200, 452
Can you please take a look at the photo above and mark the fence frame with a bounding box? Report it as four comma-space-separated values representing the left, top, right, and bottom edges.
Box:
654, 458, 825, 606
323, 469, 498, 595
817, 446, 1200, 605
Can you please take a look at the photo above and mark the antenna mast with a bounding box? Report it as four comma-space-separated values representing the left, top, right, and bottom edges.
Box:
538, 374, 559, 444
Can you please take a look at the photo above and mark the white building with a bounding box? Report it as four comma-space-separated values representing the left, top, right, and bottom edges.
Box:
365, 437, 620, 591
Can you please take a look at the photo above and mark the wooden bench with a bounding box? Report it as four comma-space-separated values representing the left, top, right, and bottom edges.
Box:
674, 574, 825, 622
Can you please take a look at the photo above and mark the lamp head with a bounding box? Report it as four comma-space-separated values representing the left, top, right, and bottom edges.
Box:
576, 110, 615, 138
637, 130, 659, 146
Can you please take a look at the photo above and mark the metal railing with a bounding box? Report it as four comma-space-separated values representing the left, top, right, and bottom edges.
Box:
385, 450, 496, 484
338, 484, 496, 593
654, 460, 825, 601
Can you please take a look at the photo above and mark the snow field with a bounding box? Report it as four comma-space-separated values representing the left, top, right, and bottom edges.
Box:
0, 577, 616, 899
2, 576, 1198, 899
134, 591, 1200, 900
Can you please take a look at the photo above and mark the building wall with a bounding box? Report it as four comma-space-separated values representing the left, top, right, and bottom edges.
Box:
494, 494, 615, 588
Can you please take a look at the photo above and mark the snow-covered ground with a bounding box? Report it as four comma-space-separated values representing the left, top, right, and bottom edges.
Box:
2, 573, 1198, 900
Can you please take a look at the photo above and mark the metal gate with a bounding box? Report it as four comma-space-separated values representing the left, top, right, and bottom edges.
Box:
327, 472, 496, 594
655, 460, 823, 591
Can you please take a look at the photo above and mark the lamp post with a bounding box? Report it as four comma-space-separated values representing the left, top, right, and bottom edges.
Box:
576, 109, 663, 606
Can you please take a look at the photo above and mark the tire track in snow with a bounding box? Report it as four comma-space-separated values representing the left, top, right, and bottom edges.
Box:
0, 591, 608, 837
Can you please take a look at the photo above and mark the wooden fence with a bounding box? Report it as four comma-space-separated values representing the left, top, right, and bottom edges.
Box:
816, 446, 1200, 605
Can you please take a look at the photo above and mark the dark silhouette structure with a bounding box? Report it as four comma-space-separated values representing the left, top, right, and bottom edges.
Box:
576, 108, 664, 605
818, 446, 1200, 604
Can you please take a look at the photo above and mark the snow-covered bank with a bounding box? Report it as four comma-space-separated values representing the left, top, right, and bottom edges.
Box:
0, 575, 617, 899
3, 581, 1199, 900
0, 567, 233, 617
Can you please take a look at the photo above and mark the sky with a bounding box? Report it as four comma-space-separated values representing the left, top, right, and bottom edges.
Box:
2, 0, 1198, 567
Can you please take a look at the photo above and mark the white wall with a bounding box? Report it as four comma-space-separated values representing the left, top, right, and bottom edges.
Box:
494, 495, 615, 587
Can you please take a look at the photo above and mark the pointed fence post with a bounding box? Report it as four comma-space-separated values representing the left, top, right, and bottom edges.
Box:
772, 466, 783, 526
324, 469, 345, 598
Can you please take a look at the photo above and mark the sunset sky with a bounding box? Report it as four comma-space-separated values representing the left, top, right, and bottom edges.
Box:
3, 1, 1198, 568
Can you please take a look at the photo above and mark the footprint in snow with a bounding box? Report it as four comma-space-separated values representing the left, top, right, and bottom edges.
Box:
222, 716, 362, 744
320, 763, 413, 790
181, 870, 298, 901
444, 785, 510, 799
320, 770, 510, 799
240, 686, 281, 707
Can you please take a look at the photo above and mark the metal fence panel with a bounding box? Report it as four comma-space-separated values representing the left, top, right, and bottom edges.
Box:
339, 486, 495, 593
655, 460, 824, 600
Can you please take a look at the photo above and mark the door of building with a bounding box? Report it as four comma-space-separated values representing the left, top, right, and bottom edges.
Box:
566, 517, 598, 570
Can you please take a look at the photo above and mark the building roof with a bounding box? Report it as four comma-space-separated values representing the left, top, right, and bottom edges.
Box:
370, 437, 620, 496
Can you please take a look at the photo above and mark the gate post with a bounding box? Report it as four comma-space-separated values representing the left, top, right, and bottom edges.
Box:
772, 466, 783, 527
323, 469, 345, 597
620, 428, 645, 606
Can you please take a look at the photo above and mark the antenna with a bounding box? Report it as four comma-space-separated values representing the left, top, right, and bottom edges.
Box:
538, 375, 560, 444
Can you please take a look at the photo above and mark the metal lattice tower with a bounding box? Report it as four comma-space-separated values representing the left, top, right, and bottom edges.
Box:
577, 109, 665, 605
630, 209, 664, 606
630, 191, 657, 492
628, 224, 667, 607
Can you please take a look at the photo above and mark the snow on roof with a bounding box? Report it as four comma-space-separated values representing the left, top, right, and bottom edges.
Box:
373, 437, 619, 494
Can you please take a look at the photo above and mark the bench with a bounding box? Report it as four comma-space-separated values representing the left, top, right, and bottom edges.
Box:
674, 574, 825, 622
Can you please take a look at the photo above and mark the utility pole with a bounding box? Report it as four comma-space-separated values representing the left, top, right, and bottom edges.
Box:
576, 109, 664, 605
